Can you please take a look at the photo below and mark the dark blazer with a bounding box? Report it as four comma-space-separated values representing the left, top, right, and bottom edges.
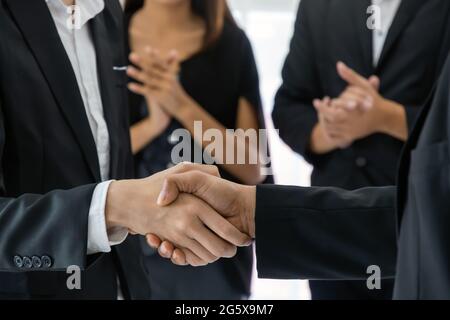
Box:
273, 0, 450, 189
255, 54, 450, 300
0, 0, 150, 299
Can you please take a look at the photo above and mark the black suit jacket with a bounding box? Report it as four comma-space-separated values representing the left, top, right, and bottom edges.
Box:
0, 0, 150, 299
255, 54, 450, 300
273, 0, 450, 189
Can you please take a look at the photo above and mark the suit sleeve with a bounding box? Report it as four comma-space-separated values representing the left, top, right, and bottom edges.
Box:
0, 99, 96, 272
254, 184, 398, 280
404, 104, 422, 134
272, 1, 324, 164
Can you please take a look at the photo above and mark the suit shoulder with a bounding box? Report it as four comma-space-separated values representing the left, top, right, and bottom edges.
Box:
297, 0, 329, 20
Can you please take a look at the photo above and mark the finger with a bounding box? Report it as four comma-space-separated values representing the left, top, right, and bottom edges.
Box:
127, 66, 151, 85
129, 49, 168, 75
168, 246, 206, 267
171, 248, 188, 266
146, 234, 162, 249
145, 65, 170, 82
127, 66, 168, 91
158, 241, 175, 259
338, 93, 366, 111
368, 75, 380, 91
345, 86, 369, 99
128, 82, 148, 96
157, 169, 217, 206
337, 61, 372, 90
183, 236, 218, 265
198, 208, 251, 248
167, 50, 181, 73
321, 103, 348, 123
344, 87, 374, 110
313, 98, 330, 113
144, 47, 170, 72
188, 218, 237, 258
129, 52, 142, 66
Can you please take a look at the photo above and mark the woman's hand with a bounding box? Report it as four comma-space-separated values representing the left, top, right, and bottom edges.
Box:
127, 47, 194, 119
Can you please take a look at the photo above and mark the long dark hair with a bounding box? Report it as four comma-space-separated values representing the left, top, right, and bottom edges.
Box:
125, 0, 236, 48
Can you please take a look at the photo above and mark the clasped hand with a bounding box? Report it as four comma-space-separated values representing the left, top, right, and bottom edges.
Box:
105, 163, 255, 267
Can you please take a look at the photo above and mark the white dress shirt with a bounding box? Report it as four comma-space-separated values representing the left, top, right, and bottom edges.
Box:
372, 0, 402, 66
46, 0, 128, 255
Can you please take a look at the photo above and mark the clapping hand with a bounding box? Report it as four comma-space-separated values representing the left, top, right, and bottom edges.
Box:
127, 47, 195, 119
312, 61, 407, 150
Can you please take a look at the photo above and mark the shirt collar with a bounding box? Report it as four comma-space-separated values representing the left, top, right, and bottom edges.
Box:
46, 0, 105, 27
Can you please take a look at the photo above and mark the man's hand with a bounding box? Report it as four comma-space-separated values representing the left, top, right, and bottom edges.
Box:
146, 171, 257, 266
309, 62, 407, 154
333, 62, 407, 141
310, 96, 352, 154
104, 163, 252, 266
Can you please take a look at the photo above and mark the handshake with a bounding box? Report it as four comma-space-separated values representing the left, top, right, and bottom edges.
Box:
105, 163, 256, 267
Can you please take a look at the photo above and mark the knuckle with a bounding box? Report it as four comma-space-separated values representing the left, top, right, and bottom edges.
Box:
177, 162, 193, 172
174, 220, 187, 233
208, 165, 220, 177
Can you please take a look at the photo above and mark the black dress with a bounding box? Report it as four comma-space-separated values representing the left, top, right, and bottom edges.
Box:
126, 15, 271, 298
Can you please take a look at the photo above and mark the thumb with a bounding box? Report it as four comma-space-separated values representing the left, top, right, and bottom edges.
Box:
337, 61, 371, 90
157, 171, 214, 207
157, 178, 180, 207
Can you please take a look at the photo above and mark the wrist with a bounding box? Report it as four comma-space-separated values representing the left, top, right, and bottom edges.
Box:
175, 98, 196, 122
309, 123, 337, 154
105, 180, 130, 230
377, 99, 407, 139
144, 117, 162, 140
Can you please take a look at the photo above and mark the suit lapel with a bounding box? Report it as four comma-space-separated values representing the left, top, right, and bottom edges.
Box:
327, 0, 373, 83
5, 0, 101, 181
377, 0, 425, 70
396, 86, 434, 229
89, 9, 120, 179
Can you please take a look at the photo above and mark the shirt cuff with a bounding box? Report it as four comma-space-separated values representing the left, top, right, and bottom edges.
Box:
87, 180, 129, 255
